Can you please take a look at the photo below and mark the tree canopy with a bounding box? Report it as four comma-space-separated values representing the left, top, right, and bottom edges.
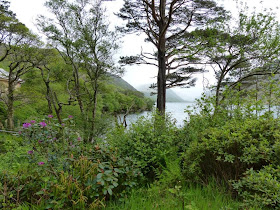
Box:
118, 0, 228, 113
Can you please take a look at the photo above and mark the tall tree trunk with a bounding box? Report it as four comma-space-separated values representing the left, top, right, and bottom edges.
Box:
157, 48, 166, 114
157, 0, 167, 115
7, 82, 14, 130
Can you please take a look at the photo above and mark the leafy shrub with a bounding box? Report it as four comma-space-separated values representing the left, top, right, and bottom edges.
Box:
182, 117, 280, 186
0, 116, 142, 209
106, 113, 179, 181
232, 165, 280, 209
0, 134, 30, 174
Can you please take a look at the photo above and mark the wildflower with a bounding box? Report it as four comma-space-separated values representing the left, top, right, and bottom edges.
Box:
61, 123, 65, 127
38, 162, 45, 165
39, 121, 47, 127
38, 140, 42, 143
53, 137, 57, 140
23, 123, 31, 128
68, 115, 73, 119
30, 120, 36, 124
48, 114, 53, 118
77, 137, 81, 141
27, 150, 34, 154
18, 131, 22, 135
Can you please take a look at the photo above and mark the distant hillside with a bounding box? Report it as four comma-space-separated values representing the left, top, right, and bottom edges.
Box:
137, 84, 186, 102
108, 75, 138, 92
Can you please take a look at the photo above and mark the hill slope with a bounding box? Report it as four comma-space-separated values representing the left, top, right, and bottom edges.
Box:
108, 75, 138, 92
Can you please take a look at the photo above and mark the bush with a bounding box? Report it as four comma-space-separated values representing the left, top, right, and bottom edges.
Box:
182, 117, 280, 186
0, 116, 142, 209
232, 165, 280, 209
106, 113, 180, 181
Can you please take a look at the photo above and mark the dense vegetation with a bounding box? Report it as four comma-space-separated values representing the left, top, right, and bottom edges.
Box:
3, 84, 280, 209
2, 0, 280, 209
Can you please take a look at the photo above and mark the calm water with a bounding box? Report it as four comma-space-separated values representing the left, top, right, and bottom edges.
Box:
119, 102, 196, 127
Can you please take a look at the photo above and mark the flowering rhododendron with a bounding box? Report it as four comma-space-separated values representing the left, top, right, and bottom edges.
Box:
39, 121, 47, 127
23, 123, 32, 128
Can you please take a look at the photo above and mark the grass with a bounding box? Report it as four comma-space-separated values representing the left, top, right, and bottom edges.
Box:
0, 133, 30, 174
105, 183, 247, 210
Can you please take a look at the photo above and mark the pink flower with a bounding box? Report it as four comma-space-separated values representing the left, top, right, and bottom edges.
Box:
68, 115, 73, 119
30, 120, 36, 124
77, 137, 81, 141
38, 162, 45, 165
28, 150, 34, 154
39, 122, 47, 127
38, 140, 43, 143
18, 131, 22, 135
48, 114, 53, 118
23, 123, 31, 128
61, 123, 65, 127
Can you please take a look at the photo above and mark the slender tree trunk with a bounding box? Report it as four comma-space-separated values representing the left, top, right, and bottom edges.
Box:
72, 63, 84, 115
7, 82, 15, 130
38, 66, 53, 114
51, 91, 63, 124
45, 81, 53, 114
90, 82, 98, 143
255, 76, 259, 116
268, 82, 272, 112
215, 78, 223, 108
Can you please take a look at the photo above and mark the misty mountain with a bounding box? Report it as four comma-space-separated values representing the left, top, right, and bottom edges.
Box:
136, 84, 186, 102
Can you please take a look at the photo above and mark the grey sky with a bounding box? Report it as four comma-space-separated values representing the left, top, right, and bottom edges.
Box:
8, 0, 280, 100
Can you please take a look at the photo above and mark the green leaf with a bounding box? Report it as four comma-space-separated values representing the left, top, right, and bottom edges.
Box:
108, 188, 112, 195
35, 191, 44, 195
112, 182, 118, 187
97, 173, 103, 179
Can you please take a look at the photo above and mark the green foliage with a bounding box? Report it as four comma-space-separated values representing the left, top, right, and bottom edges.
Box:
0, 116, 142, 209
232, 165, 280, 209
0, 133, 29, 174
106, 113, 179, 181
101, 84, 153, 114
182, 117, 280, 185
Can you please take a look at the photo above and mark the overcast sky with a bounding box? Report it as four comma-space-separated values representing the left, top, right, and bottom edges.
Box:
8, 0, 280, 100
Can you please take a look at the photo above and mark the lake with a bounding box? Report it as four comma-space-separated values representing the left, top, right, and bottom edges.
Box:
119, 102, 196, 127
